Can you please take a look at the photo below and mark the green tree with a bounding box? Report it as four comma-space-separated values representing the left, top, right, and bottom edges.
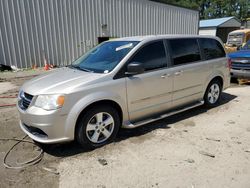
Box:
151, 0, 250, 20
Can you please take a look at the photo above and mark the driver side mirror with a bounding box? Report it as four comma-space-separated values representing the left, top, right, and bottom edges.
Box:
125, 62, 144, 75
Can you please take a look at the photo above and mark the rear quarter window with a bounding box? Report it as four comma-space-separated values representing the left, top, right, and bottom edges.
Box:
200, 38, 226, 60
169, 38, 201, 66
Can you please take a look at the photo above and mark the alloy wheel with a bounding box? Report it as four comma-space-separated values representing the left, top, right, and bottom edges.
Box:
85, 112, 115, 144
207, 83, 220, 104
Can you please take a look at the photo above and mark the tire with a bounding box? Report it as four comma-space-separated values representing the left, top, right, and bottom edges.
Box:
75, 105, 120, 148
204, 79, 222, 107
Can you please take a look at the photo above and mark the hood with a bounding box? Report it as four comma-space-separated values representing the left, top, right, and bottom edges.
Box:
22, 67, 105, 95
228, 50, 250, 59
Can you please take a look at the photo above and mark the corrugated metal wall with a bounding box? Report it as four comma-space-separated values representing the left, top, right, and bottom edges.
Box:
0, 0, 199, 68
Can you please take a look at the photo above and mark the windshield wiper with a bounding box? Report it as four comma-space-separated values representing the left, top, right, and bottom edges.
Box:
68, 65, 93, 72
79, 67, 93, 72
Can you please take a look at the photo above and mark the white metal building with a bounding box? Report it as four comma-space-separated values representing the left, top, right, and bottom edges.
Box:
199, 17, 241, 42
0, 0, 199, 68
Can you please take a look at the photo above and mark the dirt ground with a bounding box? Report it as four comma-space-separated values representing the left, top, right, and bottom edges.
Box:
0, 70, 250, 188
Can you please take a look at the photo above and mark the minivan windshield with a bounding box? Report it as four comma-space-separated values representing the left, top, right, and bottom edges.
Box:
71, 41, 139, 73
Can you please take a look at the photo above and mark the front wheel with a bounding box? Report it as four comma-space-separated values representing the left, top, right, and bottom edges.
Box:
75, 105, 120, 148
204, 80, 222, 107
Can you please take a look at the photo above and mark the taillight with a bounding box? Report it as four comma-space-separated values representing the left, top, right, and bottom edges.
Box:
227, 58, 232, 70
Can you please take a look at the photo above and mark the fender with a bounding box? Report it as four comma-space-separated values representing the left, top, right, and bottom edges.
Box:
63, 91, 128, 139
203, 70, 224, 97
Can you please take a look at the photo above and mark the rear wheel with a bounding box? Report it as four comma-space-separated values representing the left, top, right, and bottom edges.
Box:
204, 79, 222, 107
76, 105, 120, 148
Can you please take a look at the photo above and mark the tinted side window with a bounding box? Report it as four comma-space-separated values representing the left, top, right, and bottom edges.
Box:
129, 41, 167, 71
246, 34, 250, 42
200, 38, 226, 60
169, 39, 201, 66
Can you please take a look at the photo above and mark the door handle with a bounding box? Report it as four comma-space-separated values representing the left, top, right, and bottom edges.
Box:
174, 70, 183, 76
161, 73, 171, 78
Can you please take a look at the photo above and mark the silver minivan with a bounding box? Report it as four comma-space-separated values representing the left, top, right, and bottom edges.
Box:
17, 35, 230, 148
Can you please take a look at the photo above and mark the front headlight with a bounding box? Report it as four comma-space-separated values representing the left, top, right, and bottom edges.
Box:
34, 94, 65, 110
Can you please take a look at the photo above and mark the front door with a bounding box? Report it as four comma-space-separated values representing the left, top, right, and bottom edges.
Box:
125, 40, 174, 122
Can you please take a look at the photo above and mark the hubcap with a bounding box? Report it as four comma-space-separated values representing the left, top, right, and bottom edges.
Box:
208, 83, 220, 104
86, 112, 114, 144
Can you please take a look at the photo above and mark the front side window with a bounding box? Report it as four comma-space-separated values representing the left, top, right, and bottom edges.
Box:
200, 38, 226, 60
71, 41, 139, 73
246, 33, 250, 42
169, 39, 201, 66
242, 40, 250, 50
128, 41, 167, 71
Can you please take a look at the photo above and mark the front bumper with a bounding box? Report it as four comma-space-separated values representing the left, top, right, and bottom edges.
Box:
231, 69, 250, 79
18, 105, 73, 144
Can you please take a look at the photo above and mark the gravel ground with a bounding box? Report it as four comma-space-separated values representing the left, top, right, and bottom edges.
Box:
0, 70, 250, 188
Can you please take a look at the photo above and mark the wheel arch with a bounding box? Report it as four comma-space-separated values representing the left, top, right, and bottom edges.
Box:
203, 72, 224, 97
64, 91, 127, 141
209, 76, 223, 88
75, 99, 123, 131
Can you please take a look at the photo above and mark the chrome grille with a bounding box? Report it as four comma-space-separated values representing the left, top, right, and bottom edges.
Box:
231, 58, 250, 70
18, 92, 33, 110
232, 62, 250, 70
